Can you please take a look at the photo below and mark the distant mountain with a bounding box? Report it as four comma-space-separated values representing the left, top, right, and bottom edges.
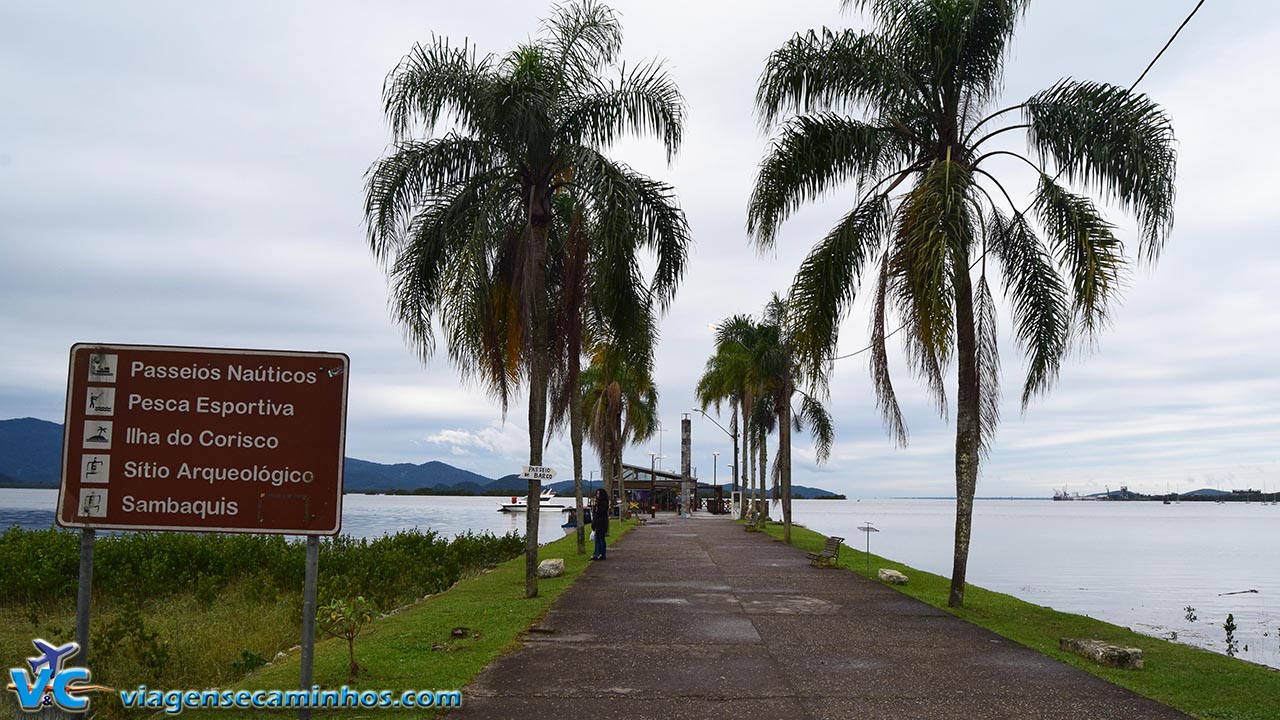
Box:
791, 485, 844, 499
0, 418, 64, 486
343, 457, 495, 492
1182, 488, 1230, 497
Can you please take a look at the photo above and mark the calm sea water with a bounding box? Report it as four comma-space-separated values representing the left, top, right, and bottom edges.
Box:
3, 489, 1276, 668
792, 498, 1280, 670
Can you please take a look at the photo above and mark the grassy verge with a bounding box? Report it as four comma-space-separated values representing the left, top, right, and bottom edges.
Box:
760, 521, 1279, 720
173, 521, 633, 719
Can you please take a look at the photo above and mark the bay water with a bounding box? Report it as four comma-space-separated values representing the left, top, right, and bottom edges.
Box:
793, 498, 1280, 670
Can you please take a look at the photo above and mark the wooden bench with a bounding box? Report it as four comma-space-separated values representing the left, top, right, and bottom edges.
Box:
807, 536, 843, 567
744, 515, 765, 532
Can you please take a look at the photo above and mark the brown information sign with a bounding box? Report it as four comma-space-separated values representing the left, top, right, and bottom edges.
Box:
57, 343, 349, 535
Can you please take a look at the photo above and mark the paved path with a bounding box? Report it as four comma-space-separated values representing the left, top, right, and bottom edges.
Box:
449, 515, 1190, 719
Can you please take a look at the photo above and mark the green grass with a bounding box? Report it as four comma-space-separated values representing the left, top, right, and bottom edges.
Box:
761, 521, 1280, 720
0, 580, 300, 687
1, 526, 527, 719
173, 521, 633, 719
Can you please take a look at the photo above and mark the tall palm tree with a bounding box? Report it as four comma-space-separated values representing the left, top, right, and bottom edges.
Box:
365, 0, 687, 598
547, 199, 672, 554
750, 0, 1176, 606
695, 315, 756, 518
754, 294, 835, 544
582, 337, 659, 521
699, 301, 834, 537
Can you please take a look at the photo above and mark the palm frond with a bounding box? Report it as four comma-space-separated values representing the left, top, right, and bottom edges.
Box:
889, 156, 973, 413
755, 28, 907, 127
1032, 175, 1126, 339
491, 46, 557, 155
787, 193, 892, 371
974, 273, 1000, 456
384, 170, 512, 364
870, 253, 908, 445
557, 59, 684, 161
795, 392, 835, 464
1024, 79, 1177, 261
541, 0, 623, 86
845, 0, 1029, 110
575, 152, 690, 310
987, 208, 1070, 409
382, 37, 492, 139
747, 114, 902, 248
364, 137, 500, 254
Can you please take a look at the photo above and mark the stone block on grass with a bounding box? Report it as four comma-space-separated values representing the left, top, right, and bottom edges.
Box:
878, 568, 909, 585
536, 558, 565, 578
1059, 638, 1144, 669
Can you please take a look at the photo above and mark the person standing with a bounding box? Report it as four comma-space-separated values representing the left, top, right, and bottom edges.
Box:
591, 488, 610, 560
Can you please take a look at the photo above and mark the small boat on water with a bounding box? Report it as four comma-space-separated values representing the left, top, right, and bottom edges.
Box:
497, 490, 571, 513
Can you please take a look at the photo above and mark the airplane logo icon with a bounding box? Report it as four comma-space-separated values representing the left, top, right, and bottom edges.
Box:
27, 640, 78, 675
6, 639, 111, 712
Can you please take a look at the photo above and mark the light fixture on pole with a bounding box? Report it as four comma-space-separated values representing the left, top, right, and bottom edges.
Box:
856, 522, 879, 577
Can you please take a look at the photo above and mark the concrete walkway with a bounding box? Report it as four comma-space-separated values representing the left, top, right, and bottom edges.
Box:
448, 515, 1190, 719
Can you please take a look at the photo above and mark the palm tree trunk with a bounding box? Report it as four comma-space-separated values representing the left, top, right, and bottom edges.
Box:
571, 384, 586, 555
745, 391, 755, 519
752, 430, 762, 515
614, 442, 624, 522
601, 430, 614, 511
779, 390, 792, 544
524, 191, 552, 600
612, 408, 625, 522
565, 214, 589, 556
738, 398, 748, 519
950, 265, 981, 608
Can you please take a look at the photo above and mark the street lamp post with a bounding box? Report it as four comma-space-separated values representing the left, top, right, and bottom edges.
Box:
692, 408, 738, 496
712, 451, 720, 515
648, 452, 658, 518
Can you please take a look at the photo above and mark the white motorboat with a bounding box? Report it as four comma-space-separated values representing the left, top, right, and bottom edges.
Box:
497, 490, 570, 513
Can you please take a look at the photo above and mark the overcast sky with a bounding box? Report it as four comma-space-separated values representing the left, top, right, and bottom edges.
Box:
2, 1, 1276, 498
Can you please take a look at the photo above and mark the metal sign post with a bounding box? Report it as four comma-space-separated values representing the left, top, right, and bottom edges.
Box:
298, 536, 320, 720
856, 523, 879, 577
73, 529, 95, 671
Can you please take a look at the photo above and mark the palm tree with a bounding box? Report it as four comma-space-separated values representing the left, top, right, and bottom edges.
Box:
695, 315, 756, 518
699, 300, 834, 538
365, 0, 687, 598
582, 337, 659, 522
750, 0, 1176, 606
754, 294, 835, 544
547, 199, 673, 554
